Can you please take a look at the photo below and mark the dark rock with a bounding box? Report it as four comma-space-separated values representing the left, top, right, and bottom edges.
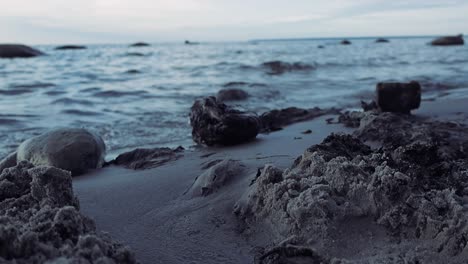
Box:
217, 88, 249, 101
130, 42, 150, 47
0, 44, 44, 58
190, 97, 261, 146
430, 34, 464, 46
125, 69, 141, 74
107, 146, 184, 170
341, 40, 351, 45
13, 128, 106, 176
256, 245, 329, 264
375, 38, 390, 43
376, 81, 421, 113
317, 45, 325, 49
260, 107, 338, 132
361, 100, 378, 112
0, 161, 136, 263
261, 61, 315, 75
55, 45, 87, 50
184, 40, 199, 45
302, 129, 312, 134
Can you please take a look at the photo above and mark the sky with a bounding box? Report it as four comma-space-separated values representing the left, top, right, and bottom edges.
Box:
1, 0, 467, 44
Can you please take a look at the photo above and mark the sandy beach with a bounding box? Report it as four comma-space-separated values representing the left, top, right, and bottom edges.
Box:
71, 96, 468, 264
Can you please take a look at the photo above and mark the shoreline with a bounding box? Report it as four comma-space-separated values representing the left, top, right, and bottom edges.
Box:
72, 96, 468, 263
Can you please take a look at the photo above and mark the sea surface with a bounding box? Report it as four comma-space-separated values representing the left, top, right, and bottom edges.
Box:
1, 37, 468, 158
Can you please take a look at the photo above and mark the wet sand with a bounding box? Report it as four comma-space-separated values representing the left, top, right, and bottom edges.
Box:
73, 97, 468, 264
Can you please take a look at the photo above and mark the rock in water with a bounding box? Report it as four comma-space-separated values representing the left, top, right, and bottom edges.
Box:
341, 40, 351, 45
216, 88, 249, 101
375, 38, 389, 43
261, 61, 314, 75
190, 96, 261, 146
16, 128, 106, 176
55, 45, 87, 50
0, 44, 44, 58
430, 34, 464, 46
376, 81, 421, 114
0, 161, 136, 263
129, 42, 150, 47
260, 107, 338, 132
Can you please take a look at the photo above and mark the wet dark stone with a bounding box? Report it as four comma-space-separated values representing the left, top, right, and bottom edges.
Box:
190, 97, 261, 146
341, 40, 352, 45
107, 146, 184, 170
261, 61, 314, 75
376, 81, 421, 114
129, 42, 150, 47
430, 34, 464, 46
376, 38, 390, 43
55, 45, 87, 50
0, 44, 44, 58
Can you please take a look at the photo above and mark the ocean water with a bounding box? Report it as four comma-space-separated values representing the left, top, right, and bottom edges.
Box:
1, 37, 467, 158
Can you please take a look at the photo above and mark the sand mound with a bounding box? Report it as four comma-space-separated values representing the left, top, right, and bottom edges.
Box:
0, 161, 136, 263
235, 112, 468, 263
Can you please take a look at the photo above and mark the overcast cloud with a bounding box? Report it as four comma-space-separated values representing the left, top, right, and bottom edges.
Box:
1, 0, 467, 44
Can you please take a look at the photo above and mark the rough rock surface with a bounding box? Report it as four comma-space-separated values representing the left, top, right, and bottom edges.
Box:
107, 146, 184, 170
0, 161, 136, 263
189, 159, 244, 197
260, 107, 339, 132
190, 97, 261, 146
261, 61, 315, 75
0, 44, 44, 59
216, 88, 249, 102
129, 42, 150, 47
235, 111, 468, 263
431, 35, 464, 46
376, 81, 421, 113
7, 128, 106, 176
55, 45, 87, 50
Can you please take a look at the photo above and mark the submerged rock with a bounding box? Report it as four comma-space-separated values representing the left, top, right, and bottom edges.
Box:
55, 45, 87, 50
217, 88, 249, 102
189, 159, 244, 197
107, 146, 184, 170
190, 97, 261, 146
375, 38, 389, 43
260, 107, 338, 132
261, 61, 314, 75
0, 161, 136, 263
9, 128, 106, 176
0, 44, 44, 59
430, 34, 464, 46
376, 81, 421, 113
129, 42, 150, 47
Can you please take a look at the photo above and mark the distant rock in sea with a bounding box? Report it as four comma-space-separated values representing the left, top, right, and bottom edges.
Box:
55, 45, 87, 50
185, 40, 199, 45
430, 34, 464, 46
341, 40, 352, 45
0, 128, 106, 176
376, 81, 421, 114
0, 44, 44, 58
216, 88, 249, 102
375, 38, 390, 43
317, 45, 325, 49
261, 61, 315, 75
130, 42, 150, 47
190, 96, 261, 146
